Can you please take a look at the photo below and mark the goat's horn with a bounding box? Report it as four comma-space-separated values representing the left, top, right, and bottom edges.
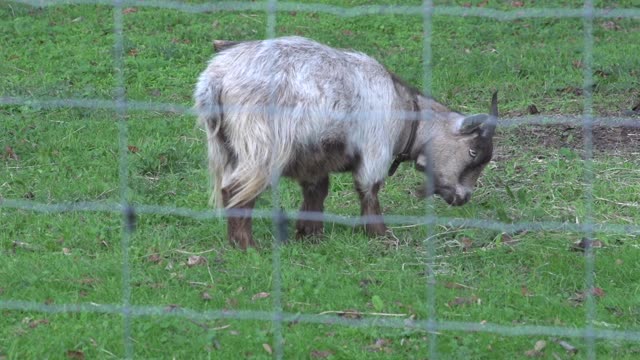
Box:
490, 90, 499, 118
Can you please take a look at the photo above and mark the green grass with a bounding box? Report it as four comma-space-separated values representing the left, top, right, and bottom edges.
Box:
2, 0, 640, 358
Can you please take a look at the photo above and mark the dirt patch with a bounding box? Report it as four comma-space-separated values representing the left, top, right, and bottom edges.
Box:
497, 122, 640, 159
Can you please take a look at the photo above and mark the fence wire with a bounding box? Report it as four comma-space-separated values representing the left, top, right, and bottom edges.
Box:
2, 0, 640, 358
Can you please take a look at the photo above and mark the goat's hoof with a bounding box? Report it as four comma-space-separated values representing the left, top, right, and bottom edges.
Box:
365, 223, 388, 238
229, 235, 257, 250
295, 221, 324, 242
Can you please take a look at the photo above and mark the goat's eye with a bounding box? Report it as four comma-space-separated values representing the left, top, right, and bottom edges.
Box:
469, 149, 477, 158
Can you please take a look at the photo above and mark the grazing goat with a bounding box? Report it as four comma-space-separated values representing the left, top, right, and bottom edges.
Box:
195, 36, 498, 249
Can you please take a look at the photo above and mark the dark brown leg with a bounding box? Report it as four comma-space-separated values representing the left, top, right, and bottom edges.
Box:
355, 181, 387, 236
222, 186, 257, 250
296, 176, 330, 239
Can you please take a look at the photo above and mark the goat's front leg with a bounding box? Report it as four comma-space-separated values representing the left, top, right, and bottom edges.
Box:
296, 176, 330, 239
222, 186, 257, 250
355, 180, 387, 237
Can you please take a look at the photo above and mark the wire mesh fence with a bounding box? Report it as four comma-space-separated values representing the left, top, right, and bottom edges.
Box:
2, 0, 640, 358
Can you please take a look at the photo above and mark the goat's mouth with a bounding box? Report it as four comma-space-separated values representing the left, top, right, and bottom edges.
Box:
417, 184, 470, 206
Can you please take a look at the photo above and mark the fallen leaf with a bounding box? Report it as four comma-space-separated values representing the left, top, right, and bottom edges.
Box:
337, 309, 362, 319
511, 1, 524, 7
570, 238, 603, 252
521, 286, 533, 297
447, 296, 478, 307
444, 282, 467, 289
122, 7, 137, 14
262, 343, 273, 354
534, 340, 547, 352
615, 259, 623, 265
128, 48, 138, 56
555, 339, 578, 354
62, 247, 71, 255
311, 350, 333, 359
127, 145, 140, 153
147, 253, 162, 264
28, 319, 49, 329
601, 21, 620, 30
501, 233, 521, 246
164, 304, 180, 312
591, 287, 606, 297
5, 146, 18, 160
342, 29, 353, 36
477, 0, 488, 7
569, 287, 605, 306
460, 237, 473, 252
187, 255, 207, 267
367, 338, 392, 353
66, 350, 85, 360
252, 292, 270, 301
201, 292, 212, 301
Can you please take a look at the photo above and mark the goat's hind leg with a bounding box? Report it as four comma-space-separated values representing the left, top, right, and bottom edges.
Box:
296, 176, 330, 240
222, 185, 257, 250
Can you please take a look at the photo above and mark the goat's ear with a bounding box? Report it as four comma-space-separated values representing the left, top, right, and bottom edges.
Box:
458, 114, 497, 138
458, 114, 488, 135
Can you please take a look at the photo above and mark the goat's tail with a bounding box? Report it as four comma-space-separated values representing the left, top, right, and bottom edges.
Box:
195, 72, 290, 209
194, 72, 227, 208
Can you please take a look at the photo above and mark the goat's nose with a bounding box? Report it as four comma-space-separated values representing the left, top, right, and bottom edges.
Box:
462, 192, 471, 203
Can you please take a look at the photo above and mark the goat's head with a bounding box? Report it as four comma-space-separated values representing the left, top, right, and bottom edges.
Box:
414, 92, 498, 206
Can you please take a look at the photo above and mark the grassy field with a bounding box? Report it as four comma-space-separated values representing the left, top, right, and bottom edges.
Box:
2, 0, 640, 358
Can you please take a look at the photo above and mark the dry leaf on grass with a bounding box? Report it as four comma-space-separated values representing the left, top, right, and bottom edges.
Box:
521, 286, 533, 297
460, 237, 473, 252
252, 292, 270, 301
336, 309, 362, 319
66, 350, 85, 360
569, 287, 605, 306
127, 145, 140, 153
122, 7, 137, 14
164, 304, 180, 312
4, 146, 18, 160
311, 349, 333, 359
187, 255, 207, 267
147, 253, 162, 264
447, 296, 479, 307
444, 282, 467, 289
570, 238, 604, 252
367, 338, 392, 353
262, 343, 273, 354
524, 340, 546, 357
555, 339, 578, 355
27, 319, 49, 329
201, 292, 212, 301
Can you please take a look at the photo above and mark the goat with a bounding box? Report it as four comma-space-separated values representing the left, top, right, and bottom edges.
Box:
194, 36, 498, 249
